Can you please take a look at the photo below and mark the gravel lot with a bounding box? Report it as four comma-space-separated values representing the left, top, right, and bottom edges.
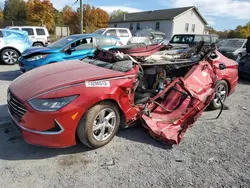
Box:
0, 64, 249, 188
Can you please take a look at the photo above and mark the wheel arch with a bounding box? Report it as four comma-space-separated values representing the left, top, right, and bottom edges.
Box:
0, 47, 21, 56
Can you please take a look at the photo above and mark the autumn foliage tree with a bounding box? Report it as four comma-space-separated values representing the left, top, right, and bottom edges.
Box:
62, 5, 79, 34
26, 0, 55, 32
0, 8, 3, 23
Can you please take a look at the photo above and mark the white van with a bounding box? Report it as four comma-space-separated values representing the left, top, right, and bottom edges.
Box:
6, 26, 50, 47
93, 28, 132, 45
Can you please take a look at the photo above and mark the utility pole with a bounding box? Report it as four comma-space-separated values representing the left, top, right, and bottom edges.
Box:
80, 0, 83, 34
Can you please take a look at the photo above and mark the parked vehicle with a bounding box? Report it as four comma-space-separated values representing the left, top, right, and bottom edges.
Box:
218, 38, 247, 60
93, 28, 132, 45
169, 34, 219, 49
238, 54, 250, 78
8, 43, 238, 148
18, 34, 122, 73
110, 43, 164, 57
6, 26, 50, 47
0, 29, 32, 65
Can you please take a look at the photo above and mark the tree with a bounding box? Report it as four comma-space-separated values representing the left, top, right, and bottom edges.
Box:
26, 0, 55, 32
0, 8, 3, 23
110, 9, 128, 20
3, 0, 27, 21
54, 8, 63, 26
62, 5, 79, 34
241, 22, 250, 38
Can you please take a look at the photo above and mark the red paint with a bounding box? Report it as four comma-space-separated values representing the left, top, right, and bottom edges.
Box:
8, 50, 238, 148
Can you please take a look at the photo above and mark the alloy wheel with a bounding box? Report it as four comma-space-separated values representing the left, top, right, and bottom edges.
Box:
92, 108, 116, 141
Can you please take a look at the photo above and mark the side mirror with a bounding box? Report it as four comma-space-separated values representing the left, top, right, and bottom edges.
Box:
66, 47, 76, 55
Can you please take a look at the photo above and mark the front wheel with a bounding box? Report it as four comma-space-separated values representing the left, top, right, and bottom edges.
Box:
209, 80, 228, 110
77, 101, 120, 148
0, 49, 19, 65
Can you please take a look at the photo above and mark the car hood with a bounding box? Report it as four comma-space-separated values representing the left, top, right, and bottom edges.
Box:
22, 47, 60, 56
10, 60, 126, 101
218, 46, 237, 53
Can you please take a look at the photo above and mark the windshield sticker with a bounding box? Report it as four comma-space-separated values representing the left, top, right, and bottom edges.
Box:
85, 81, 110, 87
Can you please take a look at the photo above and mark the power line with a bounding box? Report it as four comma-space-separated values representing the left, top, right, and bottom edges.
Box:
70, 0, 79, 9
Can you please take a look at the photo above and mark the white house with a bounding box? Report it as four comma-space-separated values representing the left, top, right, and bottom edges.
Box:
108, 6, 208, 40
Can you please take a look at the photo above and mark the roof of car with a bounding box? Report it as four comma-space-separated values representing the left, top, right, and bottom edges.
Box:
69, 34, 120, 40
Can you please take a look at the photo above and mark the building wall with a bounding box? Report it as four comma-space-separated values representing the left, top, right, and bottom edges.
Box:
108, 20, 173, 40
172, 9, 205, 35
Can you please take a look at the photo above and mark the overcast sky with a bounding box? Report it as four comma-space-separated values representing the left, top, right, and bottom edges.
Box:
1, 0, 250, 30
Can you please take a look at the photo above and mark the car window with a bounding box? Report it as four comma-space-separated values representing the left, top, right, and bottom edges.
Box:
21, 28, 34, 35
170, 35, 194, 44
96, 37, 115, 47
49, 36, 78, 48
194, 35, 202, 43
211, 36, 218, 43
220, 39, 245, 48
93, 29, 105, 35
105, 30, 117, 37
10, 28, 20, 30
0, 31, 3, 38
36, 28, 46, 36
118, 29, 129, 37
71, 37, 93, 50
203, 36, 211, 43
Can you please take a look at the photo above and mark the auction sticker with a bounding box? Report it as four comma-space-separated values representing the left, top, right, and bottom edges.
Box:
85, 81, 110, 87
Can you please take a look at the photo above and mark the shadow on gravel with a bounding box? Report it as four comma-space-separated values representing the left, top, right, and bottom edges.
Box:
238, 77, 250, 85
0, 70, 21, 81
117, 125, 173, 150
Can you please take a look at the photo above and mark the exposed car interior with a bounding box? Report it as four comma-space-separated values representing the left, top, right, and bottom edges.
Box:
83, 42, 217, 105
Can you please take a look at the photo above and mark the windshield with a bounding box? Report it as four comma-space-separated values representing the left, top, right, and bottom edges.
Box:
220, 39, 244, 48
93, 29, 105, 35
48, 36, 78, 48
170, 35, 194, 44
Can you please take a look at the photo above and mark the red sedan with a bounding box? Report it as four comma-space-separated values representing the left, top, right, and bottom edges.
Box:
7, 48, 238, 148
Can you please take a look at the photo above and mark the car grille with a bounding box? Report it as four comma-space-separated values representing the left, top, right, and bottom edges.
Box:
8, 92, 27, 122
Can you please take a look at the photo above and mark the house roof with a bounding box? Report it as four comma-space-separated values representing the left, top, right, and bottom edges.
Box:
108, 6, 207, 25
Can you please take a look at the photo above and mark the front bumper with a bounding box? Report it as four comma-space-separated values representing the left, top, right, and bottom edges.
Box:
7, 98, 84, 148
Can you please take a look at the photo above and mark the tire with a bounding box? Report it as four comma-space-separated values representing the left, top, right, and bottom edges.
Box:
209, 80, 228, 110
77, 101, 120, 148
0, 49, 19, 65
33, 42, 44, 47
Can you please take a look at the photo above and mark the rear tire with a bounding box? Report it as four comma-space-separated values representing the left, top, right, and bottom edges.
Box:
33, 42, 44, 47
0, 49, 19, 65
77, 101, 120, 148
209, 80, 228, 110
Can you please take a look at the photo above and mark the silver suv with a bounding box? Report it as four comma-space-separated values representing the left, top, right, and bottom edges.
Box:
6, 26, 50, 47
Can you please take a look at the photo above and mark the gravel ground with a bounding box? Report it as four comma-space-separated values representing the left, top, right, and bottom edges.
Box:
0, 64, 249, 188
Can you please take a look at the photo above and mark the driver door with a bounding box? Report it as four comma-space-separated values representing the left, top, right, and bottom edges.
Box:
63, 37, 95, 60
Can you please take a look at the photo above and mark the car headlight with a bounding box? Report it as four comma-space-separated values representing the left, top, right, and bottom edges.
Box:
28, 95, 78, 112
26, 54, 48, 61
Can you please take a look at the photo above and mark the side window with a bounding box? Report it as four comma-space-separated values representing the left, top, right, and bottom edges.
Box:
21, 28, 34, 35
211, 36, 218, 43
185, 23, 189, 32
194, 35, 202, 42
155, 22, 160, 30
36, 28, 46, 36
192, 24, 195, 32
118, 29, 129, 37
71, 37, 93, 50
96, 37, 113, 47
105, 29, 117, 37
203, 36, 211, 43
130, 23, 133, 31
136, 23, 140, 30
0, 31, 3, 38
